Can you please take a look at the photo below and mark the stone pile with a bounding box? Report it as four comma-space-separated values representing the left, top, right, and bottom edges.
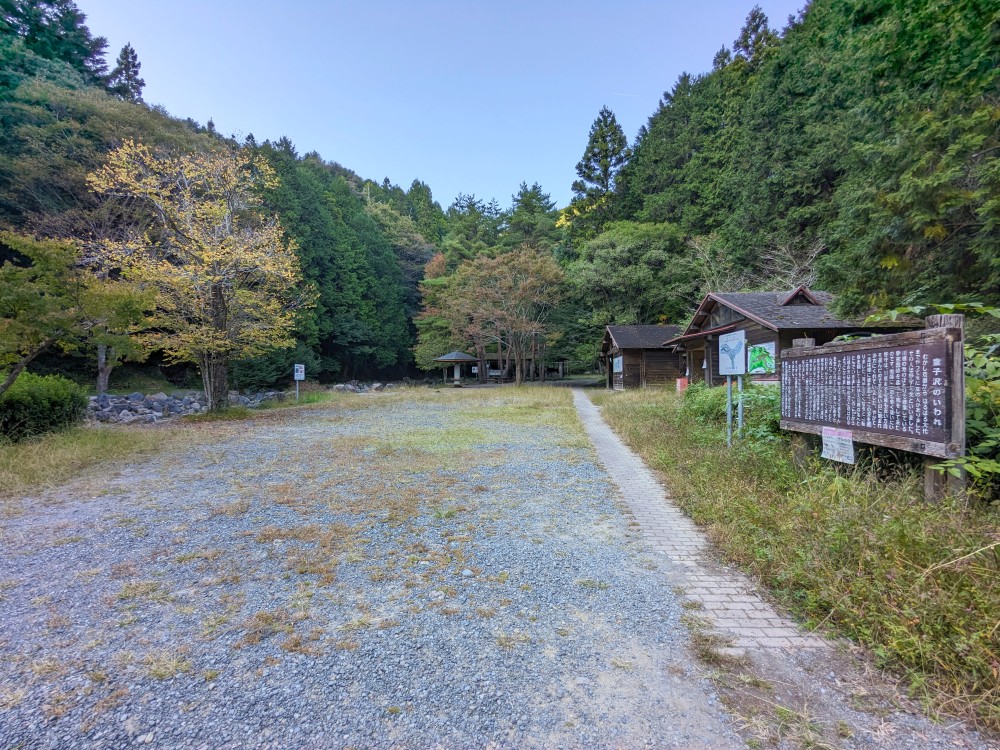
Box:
86, 390, 286, 424
331, 380, 402, 394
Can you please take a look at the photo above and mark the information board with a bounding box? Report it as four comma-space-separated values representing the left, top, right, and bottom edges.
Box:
718, 330, 746, 375
780, 322, 964, 459
821, 427, 855, 464
293, 364, 305, 381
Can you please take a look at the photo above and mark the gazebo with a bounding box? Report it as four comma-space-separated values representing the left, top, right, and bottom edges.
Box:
433, 351, 479, 387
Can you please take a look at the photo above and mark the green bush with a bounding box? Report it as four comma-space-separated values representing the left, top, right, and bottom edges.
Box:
682, 380, 783, 440
681, 381, 727, 424
229, 342, 322, 390
0, 372, 87, 441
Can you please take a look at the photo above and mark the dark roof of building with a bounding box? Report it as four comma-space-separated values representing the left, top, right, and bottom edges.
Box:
433, 351, 479, 362
710, 289, 855, 330
676, 286, 911, 338
603, 325, 683, 352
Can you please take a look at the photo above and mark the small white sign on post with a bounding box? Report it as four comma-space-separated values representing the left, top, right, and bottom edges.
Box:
718, 330, 746, 375
293, 363, 304, 401
821, 427, 855, 464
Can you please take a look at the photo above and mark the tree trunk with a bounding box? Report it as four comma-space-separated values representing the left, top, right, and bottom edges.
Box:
96, 344, 116, 394
0, 338, 54, 399
513, 340, 524, 386
202, 284, 230, 411
200, 353, 230, 411
476, 342, 487, 383
539, 339, 546, 384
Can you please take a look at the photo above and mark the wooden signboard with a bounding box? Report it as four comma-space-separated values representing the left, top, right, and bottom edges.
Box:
779, 315, 965, 461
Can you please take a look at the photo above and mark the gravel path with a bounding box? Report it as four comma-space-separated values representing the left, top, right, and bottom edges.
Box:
0, 389, 743, 749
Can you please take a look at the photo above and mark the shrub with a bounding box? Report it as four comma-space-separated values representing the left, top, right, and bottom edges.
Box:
682, 380, 782, 441
681, 381, 727, 424
0, 372, 87, 441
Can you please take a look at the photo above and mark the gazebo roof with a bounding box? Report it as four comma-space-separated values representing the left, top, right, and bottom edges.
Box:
433, 351, 479, 363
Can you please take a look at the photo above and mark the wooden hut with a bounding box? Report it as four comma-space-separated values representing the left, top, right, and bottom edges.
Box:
600, 325, 683, 390
664, 286, 913, 386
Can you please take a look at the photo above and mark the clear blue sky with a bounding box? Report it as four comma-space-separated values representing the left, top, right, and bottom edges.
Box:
83, 0, 805, 210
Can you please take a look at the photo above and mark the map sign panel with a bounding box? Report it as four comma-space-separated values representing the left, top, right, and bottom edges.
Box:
718, 330, 746, 375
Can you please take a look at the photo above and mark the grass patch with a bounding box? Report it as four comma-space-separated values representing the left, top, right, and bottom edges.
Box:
142, 649, 192, 680
183, 406, 256, 422
597, 389, 1000, 730
0, 427, 173, 498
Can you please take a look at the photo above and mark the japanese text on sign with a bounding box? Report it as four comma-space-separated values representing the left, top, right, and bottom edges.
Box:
780, 342, 950, 444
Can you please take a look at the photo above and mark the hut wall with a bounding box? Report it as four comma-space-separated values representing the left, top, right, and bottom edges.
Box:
641, 350, 683, 387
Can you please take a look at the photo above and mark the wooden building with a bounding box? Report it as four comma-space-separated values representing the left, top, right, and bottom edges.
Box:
600, 325, 683, 390
664, 286, 913, 385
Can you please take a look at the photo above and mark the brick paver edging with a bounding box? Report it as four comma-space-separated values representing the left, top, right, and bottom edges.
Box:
572, 389, 828, 652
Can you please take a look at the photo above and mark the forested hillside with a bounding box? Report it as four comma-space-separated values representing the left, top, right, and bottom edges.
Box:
579, 0, 999, 316
1, 0, 997, 394
1, 0, 441, 386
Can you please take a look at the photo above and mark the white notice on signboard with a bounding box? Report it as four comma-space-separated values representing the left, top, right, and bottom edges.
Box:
718, 330, 746, 375
293, 364, 305, 381
821, 427, 855, 464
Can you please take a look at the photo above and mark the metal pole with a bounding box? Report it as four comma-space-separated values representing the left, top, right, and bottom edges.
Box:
295, 380, 299, 401
726, 375, 733, 447
737, 375, 744, 440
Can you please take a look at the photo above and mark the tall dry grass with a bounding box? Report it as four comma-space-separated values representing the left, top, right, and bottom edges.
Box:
593, 388, 1000, 730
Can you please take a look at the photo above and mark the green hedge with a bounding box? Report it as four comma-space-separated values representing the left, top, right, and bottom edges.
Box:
0, 372, 87, 441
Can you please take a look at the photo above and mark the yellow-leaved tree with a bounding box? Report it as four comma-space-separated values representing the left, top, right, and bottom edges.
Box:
87, 141, 306, 411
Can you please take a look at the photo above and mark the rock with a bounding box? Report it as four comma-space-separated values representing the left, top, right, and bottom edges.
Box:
151, 392, 169, 401
371, 383, 385, 392
462, 569, 474, 578
118, 410, 134, 421
97, 392, 111, 409
127, 392, 144, 402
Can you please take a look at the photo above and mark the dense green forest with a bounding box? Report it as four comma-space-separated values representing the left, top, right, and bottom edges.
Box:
1, 0, 998, 393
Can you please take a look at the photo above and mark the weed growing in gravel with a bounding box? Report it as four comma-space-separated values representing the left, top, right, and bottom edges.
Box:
0, 579, 16, 601
117, 581, 169, 602
210, 498, 250, 517
143, 649, 192, 679
0, 688, 27, 709
339, 615, 372, 631
41, 690, 73, 719
175, 548, 221, 564
29, 657, 65, 677
495, 630, 531, 649
236, 608, 296, 647
576, 578, 610, 590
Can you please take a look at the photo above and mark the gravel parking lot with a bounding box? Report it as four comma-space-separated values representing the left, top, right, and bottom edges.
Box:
0, 389, 743, 749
